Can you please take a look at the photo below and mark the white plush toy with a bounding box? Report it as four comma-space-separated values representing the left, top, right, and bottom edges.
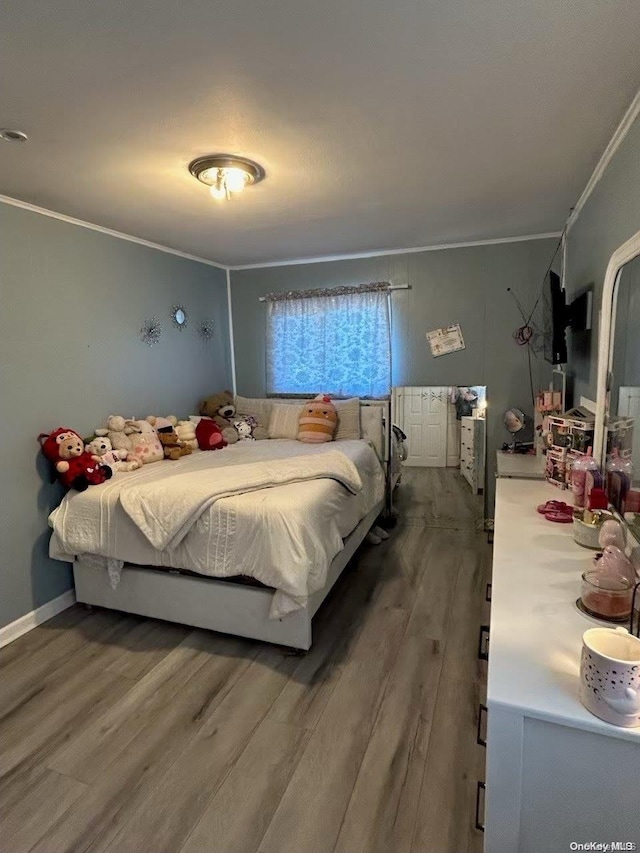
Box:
125, 419, 165, 465
100, 415, 137, 460
85, 435, 141, 472
146, 415, 178, 431
175, 419, 198, 450
233, 415, 258, 441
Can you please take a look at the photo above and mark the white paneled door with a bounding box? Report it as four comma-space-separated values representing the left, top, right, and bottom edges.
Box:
402, 387, 448, 467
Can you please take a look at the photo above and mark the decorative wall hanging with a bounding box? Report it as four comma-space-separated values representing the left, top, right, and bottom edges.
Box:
198, 319, 215, 342
140, 317, 162, 347
171, 305, 188, 330
426, 324, 465, 357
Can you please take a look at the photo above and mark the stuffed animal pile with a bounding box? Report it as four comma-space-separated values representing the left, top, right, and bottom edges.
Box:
39, 393, 287, 489
39, 428, 112, 491
199, 391, 268, 442
199, 391, 240, 444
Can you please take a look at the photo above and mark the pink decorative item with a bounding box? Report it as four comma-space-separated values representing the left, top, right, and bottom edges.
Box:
595, 545, 636, 586
571, 447, 598, 508
580, 571, 634, 621
599, 518, 626, 550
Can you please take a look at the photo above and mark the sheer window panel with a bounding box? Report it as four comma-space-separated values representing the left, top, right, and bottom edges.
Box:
266, 290, 391, 399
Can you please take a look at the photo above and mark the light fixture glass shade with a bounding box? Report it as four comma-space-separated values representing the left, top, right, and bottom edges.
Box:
189, 154, 265, 201
224, 168, 248, 193
210, 183, 227, 200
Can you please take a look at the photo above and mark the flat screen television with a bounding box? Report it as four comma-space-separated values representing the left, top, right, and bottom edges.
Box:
543, 271, 592, 365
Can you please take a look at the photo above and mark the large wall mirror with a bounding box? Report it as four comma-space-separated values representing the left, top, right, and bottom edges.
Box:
595, 230, 640, 541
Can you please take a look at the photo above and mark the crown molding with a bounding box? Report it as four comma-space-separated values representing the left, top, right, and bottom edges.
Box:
229, 231, 562, 271
0, 194, 228, 270
567, 88, 640, 232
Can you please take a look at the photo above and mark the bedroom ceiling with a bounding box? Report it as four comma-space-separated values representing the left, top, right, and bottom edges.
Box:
1, 0, 639, 267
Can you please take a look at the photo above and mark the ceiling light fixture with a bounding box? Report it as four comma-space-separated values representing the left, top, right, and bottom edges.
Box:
0, 128, 28, 143
188, 154, 265, 201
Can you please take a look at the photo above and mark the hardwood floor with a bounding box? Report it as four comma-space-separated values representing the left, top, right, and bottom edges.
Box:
394, 466, 485, 530
0, 468, 488, 853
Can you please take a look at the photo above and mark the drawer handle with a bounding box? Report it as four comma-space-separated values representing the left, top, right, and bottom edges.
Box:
476, 703, 487, 747
478, 625, 490, 661
475, 781, 486, 832
485, 582, 492, 602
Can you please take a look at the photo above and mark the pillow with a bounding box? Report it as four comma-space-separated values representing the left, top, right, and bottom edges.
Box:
268, 403, 303, 439
298, 395, 338, 443
333, 398, 361, 441
234, 395, 272, 428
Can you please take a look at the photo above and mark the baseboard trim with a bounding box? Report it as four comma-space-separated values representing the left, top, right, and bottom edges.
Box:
0, 590, 77, 649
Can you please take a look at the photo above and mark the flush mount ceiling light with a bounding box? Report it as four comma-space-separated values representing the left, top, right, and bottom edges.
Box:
0, 128, 28, 143
188, 154, 265, 201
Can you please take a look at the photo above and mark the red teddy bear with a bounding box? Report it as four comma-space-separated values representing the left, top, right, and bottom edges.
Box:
39, 428, 112, 491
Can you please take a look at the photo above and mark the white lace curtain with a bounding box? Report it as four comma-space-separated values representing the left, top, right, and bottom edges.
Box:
266, 289, 391, 398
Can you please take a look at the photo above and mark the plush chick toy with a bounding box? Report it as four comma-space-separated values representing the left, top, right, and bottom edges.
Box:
298, 395, 338, 443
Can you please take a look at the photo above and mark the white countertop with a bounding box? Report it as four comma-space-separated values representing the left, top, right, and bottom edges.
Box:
489, 478, 640, 743
495, 450, 546, 479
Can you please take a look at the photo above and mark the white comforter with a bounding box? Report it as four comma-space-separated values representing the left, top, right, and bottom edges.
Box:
49, 439, 385, 617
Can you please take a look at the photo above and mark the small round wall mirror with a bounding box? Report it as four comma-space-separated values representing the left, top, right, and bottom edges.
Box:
171, 305, 188, 330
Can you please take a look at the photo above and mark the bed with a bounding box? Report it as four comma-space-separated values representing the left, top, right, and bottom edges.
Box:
48, 402, 388, 649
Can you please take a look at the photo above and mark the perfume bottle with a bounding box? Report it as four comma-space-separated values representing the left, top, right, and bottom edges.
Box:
571, 447, 599, 508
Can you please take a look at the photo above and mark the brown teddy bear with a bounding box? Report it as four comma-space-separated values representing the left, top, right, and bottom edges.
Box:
199, 390, 239, 444
157, 427, 193, 460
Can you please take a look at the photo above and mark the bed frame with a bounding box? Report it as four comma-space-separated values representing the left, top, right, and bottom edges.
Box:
70, 400, 391, 650
73, 499, 383, 650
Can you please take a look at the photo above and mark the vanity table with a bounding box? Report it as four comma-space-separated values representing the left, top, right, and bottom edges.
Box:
484, 477, 640, 853
495, 450, 545, 480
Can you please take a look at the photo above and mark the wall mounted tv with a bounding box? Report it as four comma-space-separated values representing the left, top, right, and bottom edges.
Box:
543, 271, 593, 365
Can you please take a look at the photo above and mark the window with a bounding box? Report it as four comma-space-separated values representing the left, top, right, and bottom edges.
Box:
266, 288, 391, 398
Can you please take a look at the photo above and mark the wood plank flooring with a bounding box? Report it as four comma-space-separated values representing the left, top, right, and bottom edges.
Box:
0, 468, 488, 853
394, 466, 485, 530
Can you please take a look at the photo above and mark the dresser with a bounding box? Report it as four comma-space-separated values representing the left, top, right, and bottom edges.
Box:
460, 415, 486, 493
482, 478, 640, 852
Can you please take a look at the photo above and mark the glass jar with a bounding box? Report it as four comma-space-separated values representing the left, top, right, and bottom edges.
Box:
581, 570, 633, 621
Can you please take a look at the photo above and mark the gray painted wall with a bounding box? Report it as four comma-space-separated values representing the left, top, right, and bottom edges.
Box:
231, 238, 557, 511
0, 203, 231, 629
565, 114, 640, 401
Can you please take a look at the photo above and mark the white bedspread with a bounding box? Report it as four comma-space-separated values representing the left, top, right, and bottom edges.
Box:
49, 439, 384, 617
120, 448, 362, 551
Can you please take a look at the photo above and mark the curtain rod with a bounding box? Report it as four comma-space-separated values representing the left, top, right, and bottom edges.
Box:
259, 282, 411, 302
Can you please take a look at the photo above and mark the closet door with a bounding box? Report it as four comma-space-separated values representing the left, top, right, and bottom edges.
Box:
403, 387, 447, 467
